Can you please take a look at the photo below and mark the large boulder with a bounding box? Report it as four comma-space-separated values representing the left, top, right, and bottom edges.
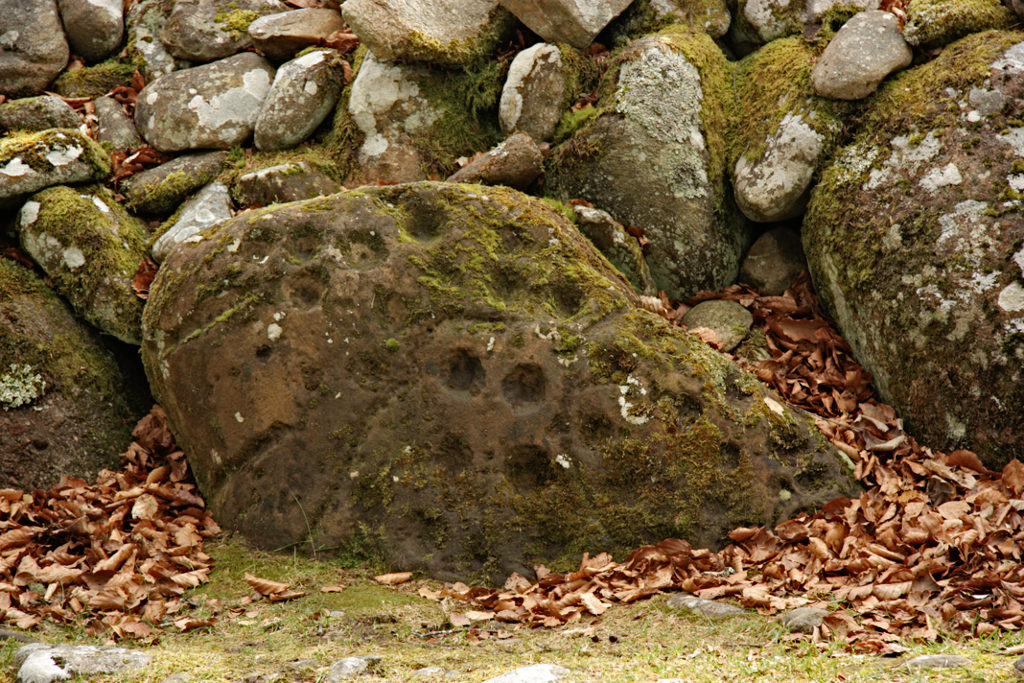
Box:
803, 32, 1024, 466
0, 259, 148, 490
546, 28, 745, 301
142, 181, 857, 581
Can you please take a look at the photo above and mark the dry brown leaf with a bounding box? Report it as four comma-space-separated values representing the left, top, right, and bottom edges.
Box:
245, 573, 290, 596
374, 571, 413, 585
321, 585, 345, 593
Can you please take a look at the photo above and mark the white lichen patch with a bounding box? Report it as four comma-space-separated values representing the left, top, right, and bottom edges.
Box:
348, 54, 436, 162
91, 196, 111, 213
618, 373, 650, 426
919, 162, 962, 193
234, 412, 245, 423
0, 364, 46, 410
1, 157, 32, 177
998, 282, 1024, 312
18, 200, 40, 226
864, 131, 942, 190
555, 453, 572, 469
267, 322, 283, 341
45, 144, 83, 167
62, 247, 85, 269
744, 0, 794, 42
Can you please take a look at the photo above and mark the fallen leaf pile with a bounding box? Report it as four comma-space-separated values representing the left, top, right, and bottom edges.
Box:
0, 406, 220, 638
424, 272, 1024, 650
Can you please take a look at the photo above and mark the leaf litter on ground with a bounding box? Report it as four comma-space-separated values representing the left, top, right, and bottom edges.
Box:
3, 274, 1023, 653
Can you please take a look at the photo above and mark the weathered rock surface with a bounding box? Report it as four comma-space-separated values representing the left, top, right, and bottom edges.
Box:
547, 30, 745, 301
446, 132, 543, 190
739, 228, 806, 296
122, 151, 229, 215
345, 51, 502, 184
499, 43, 568, 142
161, 0, 287, 63
248, 8, 346, 63
125, 0, 180, 81
0, 0, 70, 98
803, 32, 1024, 465
482, 664, 571, 683
903, 654, 971, 670
233, 161, 340, 208
0, 96, 80, 133
0, 259, 147, 490
812, 10, 913, 101
134, 52, 276, 152
152, 181, 233, 262
682, 299, 754, 353
666, 592, 749, 617
612, 0, 732, 42
499, 0, 633, 48
58, 0, 124, 63
18, 185, 148, 343
14, 643, 151, 683
254, 49, 347, 152
142, 182, 857, 581
904, 0, 1015, 48
0, 129, 111, 201
778, 606, 829, 633
343, 0, 512, 66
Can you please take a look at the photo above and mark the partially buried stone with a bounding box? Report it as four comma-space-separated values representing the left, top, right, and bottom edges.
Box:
324, 656, 381, 681
0, 129, 110, 201
682, 299, 754, 353
739, 228, 806, 296
93, 96, 143, 152
248, 8, 345, 63
233, 161, 340, 208
446, 132, 543, 191
122, 151, 229, 215
903, 654, 971, 670
778, 606, 829, 634
499, 43, 568, 142
666, 592, 749, 618
571, 204, 656, 296
482, 664, 570, 683
151, 182, 233, 262
14, 643, 151, 683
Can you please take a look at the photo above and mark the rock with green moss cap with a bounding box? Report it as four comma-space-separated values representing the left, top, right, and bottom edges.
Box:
547, 29, 745, 301
51, 58, 136, 99
161, 0, 287, 62
122, 151, 229, 215
802, 31, 1024, 466
343, 0, 514, 67
142, 181, 857, 582
346, 51, 504, 184
0, 259, 148, 490
731, 37, 852, 222
903, 0, 1016, 48
17, 185, 148, 344
0, 129, 111, 201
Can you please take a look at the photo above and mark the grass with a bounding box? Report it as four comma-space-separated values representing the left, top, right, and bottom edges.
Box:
2, 536, 1023, 682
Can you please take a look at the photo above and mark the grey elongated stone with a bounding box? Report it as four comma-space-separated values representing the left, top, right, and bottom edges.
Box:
152, 181, 233, 262
812, 10, 912, 100
254, 49, 346, 152
482, 664, 570, 683
572, 204, 656, 296
122, 151, 229, 215
903, 654, 971, 669
58, 0, 124, 62
248, 8, 345, 63
234, 161, 340, 208
666, 592, 749, 618
93, 96, 143, 152
734, 111, 823, 223
0, 129, 110, 200
499, 0, 632, 48
0, 0, 70, 97
499, 43, 567, 142
324, 656, 381, 681
161, 0, 287, 62
343, 0, 511, 66
134, 52, 275, 152
0, 95, 80, 133
15, 644, 150, 683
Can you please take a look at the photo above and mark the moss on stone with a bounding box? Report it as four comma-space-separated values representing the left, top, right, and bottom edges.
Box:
904, 0, 1016, 48
214, 8, 259, 36
0, 128, 111, 178
52, 59, 136, 99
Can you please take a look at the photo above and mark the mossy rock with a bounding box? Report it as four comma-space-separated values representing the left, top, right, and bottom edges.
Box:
142, 181, 857, 583
546, 27, 746, 301
0, 259, 149, 490
802, 31, 1024, 465
904, 0, 1016, 48
605, 0, 732, 44
18, 185, 148, 344
51, 59, 136, 99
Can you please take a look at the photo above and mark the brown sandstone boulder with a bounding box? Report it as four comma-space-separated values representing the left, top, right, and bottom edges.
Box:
142, 182, 858, 581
